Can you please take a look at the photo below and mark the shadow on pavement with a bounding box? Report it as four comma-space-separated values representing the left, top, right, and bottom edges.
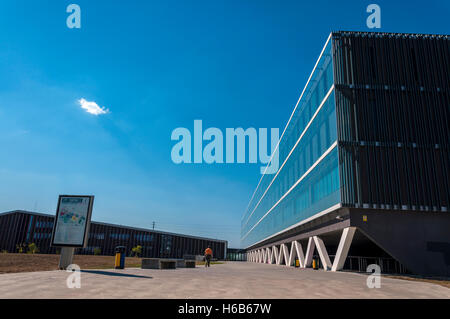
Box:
81, 270, 152, 279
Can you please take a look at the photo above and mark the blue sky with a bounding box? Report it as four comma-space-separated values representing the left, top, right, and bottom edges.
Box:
0, 0, 448, 248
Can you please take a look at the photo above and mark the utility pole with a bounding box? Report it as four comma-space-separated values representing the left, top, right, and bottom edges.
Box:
152, 221, 155, 230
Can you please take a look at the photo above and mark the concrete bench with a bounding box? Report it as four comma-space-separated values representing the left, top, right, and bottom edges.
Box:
142, 258, 160, 269
160, 259, 177, 269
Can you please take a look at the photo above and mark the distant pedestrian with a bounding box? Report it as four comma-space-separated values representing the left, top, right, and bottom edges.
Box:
204, 247, 213, 268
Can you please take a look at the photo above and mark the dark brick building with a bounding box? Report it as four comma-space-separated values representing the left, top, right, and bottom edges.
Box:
0, 210, 227, 259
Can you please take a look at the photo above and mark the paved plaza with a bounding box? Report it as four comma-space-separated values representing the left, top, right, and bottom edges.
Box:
0, 262, 449, 299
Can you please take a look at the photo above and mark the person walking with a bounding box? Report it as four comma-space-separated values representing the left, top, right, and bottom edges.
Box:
204, 246, 213, 268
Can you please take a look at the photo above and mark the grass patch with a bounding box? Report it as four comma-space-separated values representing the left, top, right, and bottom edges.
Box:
0, 253, 143, 273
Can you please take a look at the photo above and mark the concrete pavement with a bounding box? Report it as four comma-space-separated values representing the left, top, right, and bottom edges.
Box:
0, 262, 449, 299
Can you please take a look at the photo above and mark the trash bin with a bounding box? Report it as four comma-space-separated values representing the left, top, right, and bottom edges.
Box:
115, 246, 126, 269
312, 258, 319, 270
295, 257, 300, 268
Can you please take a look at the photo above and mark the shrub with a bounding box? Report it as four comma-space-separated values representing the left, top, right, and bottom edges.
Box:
93, 247, 102, 256
1, 250, 7, 254
27, 243, 39, 254
131, 245, 142, 257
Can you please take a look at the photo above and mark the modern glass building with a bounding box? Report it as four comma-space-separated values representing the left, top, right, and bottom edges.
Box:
243, 31, 449, 276
226, 248, 247, 261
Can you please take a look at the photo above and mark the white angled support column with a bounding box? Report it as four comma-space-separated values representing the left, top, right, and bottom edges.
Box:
277, 244, 284, 265
288, 242, 296, 267
266, 247, 272, 264
272, 246, 279, 264
262, 249, 266, 263
269, 247, 273, 263
283, 244, 290, 266
313, 236, 332, 271
332, 227, 356, 272
288, 241, 305, 267
304, 237, 315, 268
296, 241, 305, 268
279, 244, 289, 266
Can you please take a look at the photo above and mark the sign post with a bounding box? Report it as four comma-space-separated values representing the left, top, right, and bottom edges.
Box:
51, 195, 94, 270
59, 247, 75, 269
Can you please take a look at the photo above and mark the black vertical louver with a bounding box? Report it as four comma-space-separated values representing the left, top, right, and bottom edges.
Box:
332, 31, 449, 212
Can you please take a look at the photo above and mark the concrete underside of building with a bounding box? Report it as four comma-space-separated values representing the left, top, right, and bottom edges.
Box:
247, 208, 450, 277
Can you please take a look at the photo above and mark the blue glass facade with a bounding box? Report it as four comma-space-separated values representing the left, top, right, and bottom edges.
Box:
241, 37, 341, 248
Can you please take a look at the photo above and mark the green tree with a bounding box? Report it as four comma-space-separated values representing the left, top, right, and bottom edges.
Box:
93, 247, 102, 256
131, 245, 142, 257
27, 243, 39, 254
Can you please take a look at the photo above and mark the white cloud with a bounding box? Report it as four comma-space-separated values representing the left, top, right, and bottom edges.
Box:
78, 98, 109, 115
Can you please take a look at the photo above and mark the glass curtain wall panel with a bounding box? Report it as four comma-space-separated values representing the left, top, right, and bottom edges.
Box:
241, 37, 341, 248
